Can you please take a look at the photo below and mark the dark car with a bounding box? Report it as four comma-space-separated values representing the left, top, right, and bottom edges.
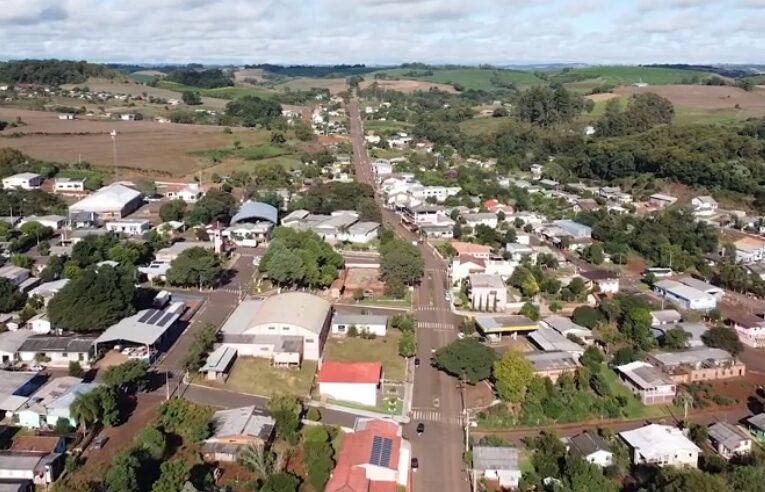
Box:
414, 357, 421, 368
416, 423, 425, 435
411, 457, 419, 471
92, 436, 108, 450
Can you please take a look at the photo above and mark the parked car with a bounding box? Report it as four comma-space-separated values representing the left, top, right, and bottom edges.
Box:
416, 423, 425, 435
411, 457, 419, 471
414, 357, 420, 368
457, 332, 465, 339
92, 436, 108, 450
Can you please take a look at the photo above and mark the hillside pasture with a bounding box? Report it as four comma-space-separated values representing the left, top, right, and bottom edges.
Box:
63, 78, 229, 109
275, 77, 348, 93
615, 85, 765, 118
156, 81, 276, 100
0, 107, 270, 177
360, 78, 457, 93
371, 68, 545, 91
557, 66, 717, 90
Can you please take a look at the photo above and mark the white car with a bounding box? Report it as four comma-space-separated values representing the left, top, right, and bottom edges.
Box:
457, 333, 465, 340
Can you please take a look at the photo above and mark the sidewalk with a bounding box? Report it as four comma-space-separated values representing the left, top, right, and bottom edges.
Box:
308, 399, 411, 424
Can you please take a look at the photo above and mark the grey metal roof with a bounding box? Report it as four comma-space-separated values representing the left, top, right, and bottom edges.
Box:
69, 183, 142, 213
616, 362, 675, 390
0, 481, 32, 492
17, 335, 96, 354
230, 201, 278, 225
747, 413, 765, 431
650, 309, 682, 324
0, 453, 44, 471
0, 331, 34, 354
332, 313, 388, 327
208, 406, 275, 441
220, 298, 264, 335
249, 293, 330, 335
677, 277, 722, 294
569, 432, 612, 457
95, 302, 184, 346
654, 280, 712, 302
650, 347, 733, 368
525, 350, 579, 372
708, 422, 750, 450
200, 346, 237, 373
528, 326, 583, 354
541, 316, 591, 337
472, 446, 519, 471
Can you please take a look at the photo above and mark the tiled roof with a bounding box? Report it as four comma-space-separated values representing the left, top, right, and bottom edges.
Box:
318, 362, 382, 384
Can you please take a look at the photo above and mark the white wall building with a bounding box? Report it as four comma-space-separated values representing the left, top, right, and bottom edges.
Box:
105, 219, 150, 236
331, 313, 388, 337
53, 177, 86, 194
691, 196, 718, 216
2, 173, 43, 190
619, 424, 700, 468
317, 361, 381, 407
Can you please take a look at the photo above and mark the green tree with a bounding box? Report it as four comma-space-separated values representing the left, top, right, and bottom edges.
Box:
167, 247, 223, 288
159, 199, 187, 222
225, 95, 283, 128
0, 278, 26, 312
181, 91, 202, 106
621, 307, 656, 351
267, 394, 301, 444
493, 349, 533, 403
53, 417, 71, 436
182, 323, 218, 373
157, 399, 213, 443
702, 326, 743, 355
519, 302, 540, 321
571, 306, 602, 329
103, 360, 149, 393
135, 425, 167, 461
238, 443, 274, 482
71, 390, 102, 434
656, 467, 731, 492
259, 228, 343, 289
103, 450, 141, 492
151, 461, 190, 492
398, 330, 417, 358
68, 361, 85, 377
11, 253, 32, 268
662, 326, 691, 350
379, 239, 424, 297
47, 265, 135, 332
259, 472, 300, 492
580, 346, 604, 372
583, 244, 605, 265
432, 338, 497, 383
728, 465, 765, 492
107, 242, 149, 266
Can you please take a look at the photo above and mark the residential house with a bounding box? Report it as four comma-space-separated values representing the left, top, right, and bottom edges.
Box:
16, 377, 99, 429
541, 315, 593, 344
450, 255, 515, 284
599, 186, 632, 205
691, 196, 718, 216
105, 219, 150, 236
53, 178, 86, 194
0, 451, 63, 485
401, 204, 448, 228
463, 212, 499, 230
746, 413, 765, 443
505, 243, 536, 263
650, 309, 682, 327
220, 293, 331, 364
528, 325, 584, 357
649, 193, 678, 209
372, 159, 393, 178
568, 432, 614, 468
155, 241, 214, 263
0, 331, 34, 365
552, 219, 592, 239
468, 274, 507, 312
199, 346, 237, 382
728, 312, 765, 348
325, 418, 411, 492
525, 351, 579, 382
581, 270, 620, 294
160, 182, 205, 203
331, 313, 388, 337
472, 446, 522, 490
2, 173, 43, 191
653, 322, 708, 348
619, 424, 700, 468
452, 241, 492, 259
530, 164, 544, 179
653, 279, 717, 312
708, 422, 752, 459
317, 361, 382, 407
733, 237, 765, 264
17, 336, 96, 368
18, 215, 66, 231
575, 198, 600, 213
27, 314, 53, 335
646, 347, 745, 383
201, 406, 275, 462
0, 371, 41, 414
0, 266, 30, 288
615, 361, 676, 405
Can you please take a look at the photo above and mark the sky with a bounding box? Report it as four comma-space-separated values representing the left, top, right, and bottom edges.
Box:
1, 0, 764, 65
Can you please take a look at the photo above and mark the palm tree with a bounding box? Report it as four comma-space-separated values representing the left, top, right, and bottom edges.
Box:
70, 391, 102, 436
238, 443, 273, 481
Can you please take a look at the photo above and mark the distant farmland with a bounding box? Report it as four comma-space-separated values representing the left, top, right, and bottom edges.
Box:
369, 68, 546, 91
558, 66, 717, 92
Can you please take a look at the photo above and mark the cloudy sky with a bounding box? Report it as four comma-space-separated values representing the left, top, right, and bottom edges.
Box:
1, 0, 764, 65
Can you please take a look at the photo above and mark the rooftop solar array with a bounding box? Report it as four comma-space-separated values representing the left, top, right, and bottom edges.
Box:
137, 309, 176, 327
369, 435, 393, 467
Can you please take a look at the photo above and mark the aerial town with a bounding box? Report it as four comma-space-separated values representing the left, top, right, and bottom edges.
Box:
2, 4, 765, 492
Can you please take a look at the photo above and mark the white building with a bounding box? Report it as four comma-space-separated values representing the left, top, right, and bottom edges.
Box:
581, 270, 620, 294
69, 183, 143, 221
53, 177, 86, 194
105, 219, 150, 236
17, 335, 96, 368
708, 422, 752, 459
317, 361, 381, 407
568, 432, 614, 468
472, 446, 522, 490
468, 274, 508, 312
220, 293, 331, 364
162, 182, 204, 202
619, 424, 700, 468
331, 313, 388, 337
653, 279, 717, 312
729, 312, 765, 348
463, 212, 499, 230
691, 196, 718, 216
733, 237, 765, 264
18, 215, 66, 231
2, 173, 43, 190
16, 376, 99, 429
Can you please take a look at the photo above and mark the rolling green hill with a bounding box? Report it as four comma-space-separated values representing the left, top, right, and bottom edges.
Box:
156, 81, 276, 100
553, 66, 718, 92
370, 68, 546, 91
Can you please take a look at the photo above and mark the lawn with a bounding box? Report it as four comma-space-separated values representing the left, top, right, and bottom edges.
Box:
600, 367, 676, 419
365, 119, 414, 134
582, 97, 741, 125
323, 333, 407, 382
459, 117, 511, 136
371, 68, 545, 91
157, 80, 277, 100
203, 358, 318, 398
557, 66, 716, 89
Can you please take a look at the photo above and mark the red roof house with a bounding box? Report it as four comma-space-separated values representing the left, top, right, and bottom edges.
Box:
326, 418, 411, 492
318, 362, 382, 407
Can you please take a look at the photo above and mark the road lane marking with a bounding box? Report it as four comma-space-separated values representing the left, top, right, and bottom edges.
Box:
417, 322, 454, 331
410, 409, 461, 425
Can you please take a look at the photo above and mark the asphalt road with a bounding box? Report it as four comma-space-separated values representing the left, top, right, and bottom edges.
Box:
349, 96, 469, 492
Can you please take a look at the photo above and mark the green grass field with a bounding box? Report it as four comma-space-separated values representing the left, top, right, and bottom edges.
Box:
459, 117, 511, 135
200, 358, 318, 397
365, 119, 414, 133
371, 68, 545, 91
323, 333, 407, 381
157, 81, 276, 99
582, 96, 741, 125
558, 66, 717, 92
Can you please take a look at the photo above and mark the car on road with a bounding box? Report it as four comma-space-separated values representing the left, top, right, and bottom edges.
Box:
411, 457, 419, 471
414, 357, 420, 368
457, 332, 465, 339
416, 423, 425, 435
433, 397, 440, 408
92, 436, 108, 450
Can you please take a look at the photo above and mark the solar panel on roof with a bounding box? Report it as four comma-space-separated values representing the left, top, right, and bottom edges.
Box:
158, 313, 175, 327
138, 310, 155, 323
147, 310, 165, 325
380, 437, 392, 467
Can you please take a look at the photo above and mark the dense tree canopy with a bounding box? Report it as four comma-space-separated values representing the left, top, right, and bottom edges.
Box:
596, 93, 674, 137
0, 278, 26, 313
514, 85, 592, 127
259, 227, 343, 288
432, 338, 497, 383
165, 68, 233, 88
379, 238, 424, 297
224, 96, 283, 128
185, 189, 237, 225
166, 247, 223, 288
290, 182, 381, 222
48, 265, 136, 332
0, 59, 109, 85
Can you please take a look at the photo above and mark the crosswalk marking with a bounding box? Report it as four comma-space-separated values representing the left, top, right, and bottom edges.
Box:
411, 409, 461, 425
415, 306, 442, 312
417, 321, 454, 331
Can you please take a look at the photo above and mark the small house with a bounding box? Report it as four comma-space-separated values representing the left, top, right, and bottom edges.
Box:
619, 424, 699, 468
568, 432, 613, 468
317, 361, 382, 407
331, 313, 388, 337
472, 446, 522, 490
199, 346, 237, 382
201, 406, 275, 462
708, 422, 752, 459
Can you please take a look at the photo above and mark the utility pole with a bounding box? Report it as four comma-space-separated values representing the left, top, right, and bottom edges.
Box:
110, 129, 119, 181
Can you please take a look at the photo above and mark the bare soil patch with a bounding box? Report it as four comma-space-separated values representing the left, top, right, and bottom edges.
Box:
233, 68, 267, 83
614, 84, 765, 117
0, 108, 265, 177
277, 77, 349, 94
585, 93, 620, 103
359, 79, 458, 94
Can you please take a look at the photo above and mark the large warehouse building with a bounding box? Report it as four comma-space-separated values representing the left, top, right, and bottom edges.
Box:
68, 183, 143, 221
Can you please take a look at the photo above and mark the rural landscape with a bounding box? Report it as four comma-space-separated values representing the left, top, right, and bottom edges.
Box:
2, 2, 765, 492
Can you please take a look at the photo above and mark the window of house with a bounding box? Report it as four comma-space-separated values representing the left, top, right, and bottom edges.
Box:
306, 338, 314, 344
260, 347, 269, 351
282, 327, 289, 331
62, 353, 68, 357
268, 326, 275, 331
337, 325, 346, 332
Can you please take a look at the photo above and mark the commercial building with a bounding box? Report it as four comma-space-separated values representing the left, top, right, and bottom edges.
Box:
567, 432, 613, 468
525, 351, 579, 382
475, 315, 538, 342
325, 418, 410, 492
468, 274, 507, 312
201, 406, 275, 463
676, 276, 724, 300
528, 325, 585, 355
541, 315, 593, 343
2, 173, 43, 190
317, 361, 382, 407
68, 183, 143, 221
552, 219, 592, 239
223, 201, 278, 247
615, 361, 676, 405
619, 424, 700, 468
653, 279, 717, 312
220, 293, 331, 364
18, 215, 66, 231
331, 313, 388, 337
471, 446, 522, 490
708, 422, 752, 459
646, 348, 745, 383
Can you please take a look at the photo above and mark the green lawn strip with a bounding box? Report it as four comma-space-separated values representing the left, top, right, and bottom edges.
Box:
323, 333, 406, 381
200, 358, 317, 398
